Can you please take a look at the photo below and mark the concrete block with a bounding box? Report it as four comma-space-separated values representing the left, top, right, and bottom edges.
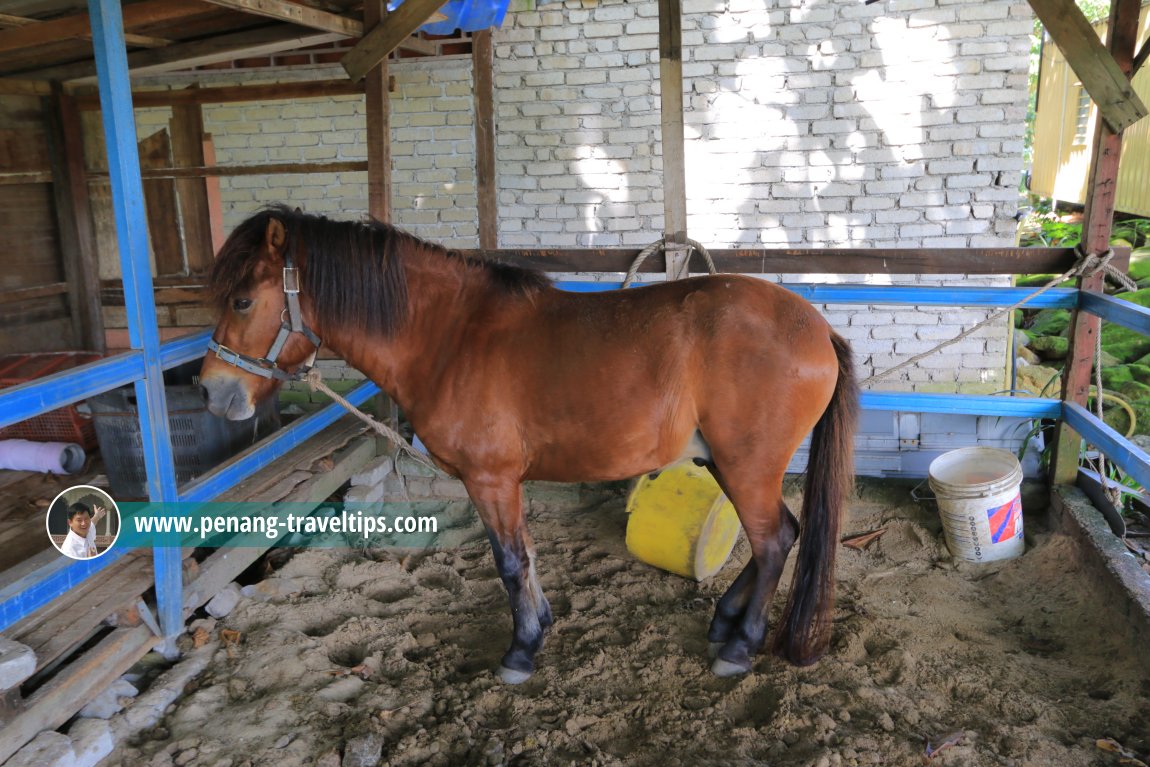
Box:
344, 482, 384, 505
350, 456, 393, 487
0, 637, 36, 691
6, 732, 75, 767
205, 582, 242, 619
68, 719, 114, 767
79, 678, 139, 719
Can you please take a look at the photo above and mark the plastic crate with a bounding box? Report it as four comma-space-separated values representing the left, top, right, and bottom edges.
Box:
0, 352, 102, 449
89, 361, 280, 498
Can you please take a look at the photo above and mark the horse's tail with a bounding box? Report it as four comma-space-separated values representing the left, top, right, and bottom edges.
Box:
772, 330, 858, 666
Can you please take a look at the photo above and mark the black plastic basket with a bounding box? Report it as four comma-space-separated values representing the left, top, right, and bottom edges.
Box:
89, 361, 279, 498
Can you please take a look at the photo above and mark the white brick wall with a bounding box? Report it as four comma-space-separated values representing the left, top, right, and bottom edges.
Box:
96, 0, 1031, 393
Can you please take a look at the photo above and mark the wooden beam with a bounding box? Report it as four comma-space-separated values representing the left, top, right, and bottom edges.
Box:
0, 0, 205, 56
0, 79, 50, 96
28, 25, 345, 82
47, 86, 105, 352
0, 13, 35, 28
473, 30, 496, 248
198, 0, 363, 37
658, 0, 689, 279
0, 626, 156, 765
0, 171, 51, 185
1028, 0, 1147, 132
462, 246, 1127, 276
0, 283, 67, 305
1051, 0, 1141, 485
88, 160, 368, 180
170, 89, 215, 273
74, 78, 365, 110
341, 0, 446, 81
366, 0, 391, 223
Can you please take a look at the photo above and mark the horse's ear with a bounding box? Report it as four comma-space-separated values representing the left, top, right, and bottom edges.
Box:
265, 217, 286, 264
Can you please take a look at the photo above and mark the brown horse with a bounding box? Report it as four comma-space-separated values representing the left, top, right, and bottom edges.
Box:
201, 206, 858, 683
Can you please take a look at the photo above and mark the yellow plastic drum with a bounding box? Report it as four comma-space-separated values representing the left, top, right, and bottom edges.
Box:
625, 462, 742, 581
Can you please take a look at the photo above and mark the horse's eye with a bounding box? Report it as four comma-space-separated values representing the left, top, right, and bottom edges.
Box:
232, 298, 253, 312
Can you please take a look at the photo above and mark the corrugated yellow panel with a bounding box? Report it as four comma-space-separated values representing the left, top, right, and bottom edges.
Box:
1031, 8, 1150, 217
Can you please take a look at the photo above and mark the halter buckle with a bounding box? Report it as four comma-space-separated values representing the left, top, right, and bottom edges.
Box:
283, 267, 301, 294
214, 344, 240, 366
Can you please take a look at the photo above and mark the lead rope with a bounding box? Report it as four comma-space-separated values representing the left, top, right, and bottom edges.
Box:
304, 368, 446, 477
861, 247, 1135, 386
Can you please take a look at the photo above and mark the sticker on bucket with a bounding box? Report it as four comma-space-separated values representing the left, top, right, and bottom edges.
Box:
987, 495, 1021, 544
928, 447, 1025, 563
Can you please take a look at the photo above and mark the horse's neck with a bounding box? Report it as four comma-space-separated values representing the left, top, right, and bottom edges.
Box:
324, 248, 477, 409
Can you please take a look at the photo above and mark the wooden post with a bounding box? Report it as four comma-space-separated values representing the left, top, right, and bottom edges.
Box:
1050, 0, 1142, 485
365, 0, 390, 223
473, 29, 497, 249
658, 0, 689, 280
46, 85, 105, 352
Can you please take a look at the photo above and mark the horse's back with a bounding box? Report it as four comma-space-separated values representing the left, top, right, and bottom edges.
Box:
493, 275, 842, 481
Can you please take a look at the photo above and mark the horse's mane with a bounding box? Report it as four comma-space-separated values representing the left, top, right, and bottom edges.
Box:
208, 205, 550, 337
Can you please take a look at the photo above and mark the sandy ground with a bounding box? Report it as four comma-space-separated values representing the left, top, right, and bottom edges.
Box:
105, 480, 1150, 767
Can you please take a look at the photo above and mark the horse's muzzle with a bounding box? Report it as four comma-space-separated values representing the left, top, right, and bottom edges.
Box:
201, 376, 256, 421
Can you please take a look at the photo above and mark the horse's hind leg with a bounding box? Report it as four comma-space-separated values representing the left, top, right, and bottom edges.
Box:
706, 466, 798, 676
464, 475, 552, 684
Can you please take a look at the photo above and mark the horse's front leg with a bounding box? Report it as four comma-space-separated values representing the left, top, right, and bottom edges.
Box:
464, 475, 551, 684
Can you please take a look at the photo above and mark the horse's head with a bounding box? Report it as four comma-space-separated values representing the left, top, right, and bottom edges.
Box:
201, 214, 321, 420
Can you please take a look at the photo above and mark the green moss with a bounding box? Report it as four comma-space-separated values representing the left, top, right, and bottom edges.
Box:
1101, 365, 1134, 389
1128, 364, 1150, 385
1101, 323, 1150, 363
1026, 308, 1071, 337
1116, 380, 1150, 402
1030, 335, 1069, 360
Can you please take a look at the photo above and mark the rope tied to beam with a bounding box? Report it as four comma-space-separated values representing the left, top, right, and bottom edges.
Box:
862, 246, 1135, 386
304, 368, 446, 477
621, 238, 717, 289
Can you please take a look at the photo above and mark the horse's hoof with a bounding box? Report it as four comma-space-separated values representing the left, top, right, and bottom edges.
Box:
711, 656, 751, 677
497, 665, 533, 685
707, 642, 724, 659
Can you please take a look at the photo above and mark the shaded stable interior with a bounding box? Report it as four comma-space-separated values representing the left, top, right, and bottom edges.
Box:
1, 0, 1150, 763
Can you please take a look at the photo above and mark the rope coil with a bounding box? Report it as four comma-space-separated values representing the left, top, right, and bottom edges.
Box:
621, 238, 717, 289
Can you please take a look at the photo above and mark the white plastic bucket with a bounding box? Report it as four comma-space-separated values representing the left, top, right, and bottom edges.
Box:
928, 447, 1025, 562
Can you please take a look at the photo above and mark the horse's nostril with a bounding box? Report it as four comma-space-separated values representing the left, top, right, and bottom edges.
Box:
198, 384, 210, 404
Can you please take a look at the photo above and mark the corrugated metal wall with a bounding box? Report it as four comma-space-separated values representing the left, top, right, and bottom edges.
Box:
1031, 7, 1150, 217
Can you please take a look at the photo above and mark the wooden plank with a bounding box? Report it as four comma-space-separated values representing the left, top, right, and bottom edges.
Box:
183, 434, 376, 614
74, 79, 365, 110
139, 129, 185, 276
88, 160, 368, 180
0, 172, 51, 185
365, 0, 391, 223
342, 0, 448, 81
170, 91, 214, 274
199, 0, 362, 36
0, 79, 50, 96
658, 0, 689, 279
48, 86, 105, 352
0, 0, 207, 56
29, 25, 345, 82
1052, 0, 1142, 485
473, 30, 496, 248
9, 553, 154, 674
463, 246, 1129, 276
0, 13, 35, 28
0, 283, 66, 304
1027, 0, 1147, 132
0, 626, 156, 765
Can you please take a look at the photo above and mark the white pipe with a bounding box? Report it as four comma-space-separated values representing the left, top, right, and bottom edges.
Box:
0, 439, 85, 474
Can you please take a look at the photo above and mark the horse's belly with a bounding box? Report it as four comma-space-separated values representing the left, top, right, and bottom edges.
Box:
524, 430, 708, 483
